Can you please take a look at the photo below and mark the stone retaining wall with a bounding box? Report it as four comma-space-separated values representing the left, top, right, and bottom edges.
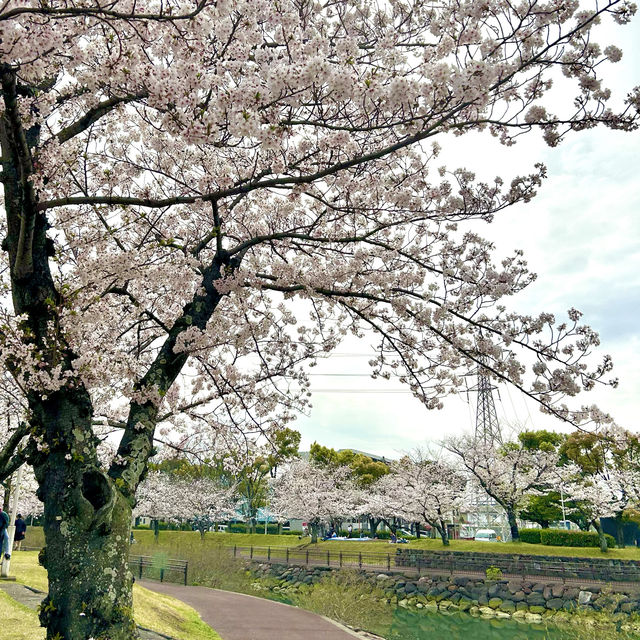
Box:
250, 562, 640, 624
395, 548, 640, 582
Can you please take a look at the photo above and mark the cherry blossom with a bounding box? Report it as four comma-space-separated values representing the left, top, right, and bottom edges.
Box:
446, 434, 560, 540
0, 0, 636, 637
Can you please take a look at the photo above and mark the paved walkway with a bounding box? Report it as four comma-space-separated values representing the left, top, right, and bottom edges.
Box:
142, 581, 366, 640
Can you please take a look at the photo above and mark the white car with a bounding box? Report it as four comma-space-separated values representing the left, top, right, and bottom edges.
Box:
474, 529, 498, 542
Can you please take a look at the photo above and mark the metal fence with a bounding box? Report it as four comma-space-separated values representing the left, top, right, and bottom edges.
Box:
231, 544, 395, 572
229, 545, 640, 587
128, 554, 188, 585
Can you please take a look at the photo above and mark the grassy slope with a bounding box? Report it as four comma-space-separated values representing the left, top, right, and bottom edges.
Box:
27, 525, 640, 559
308, 538, 640, 559
0, 590, 45, 640
8, 552, 221, 640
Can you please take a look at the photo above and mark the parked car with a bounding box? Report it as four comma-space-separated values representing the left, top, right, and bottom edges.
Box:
474, 529, 498, 542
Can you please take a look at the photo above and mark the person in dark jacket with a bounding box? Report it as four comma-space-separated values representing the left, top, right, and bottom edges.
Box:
14, 514, 26, 551
0, 509, 10, 560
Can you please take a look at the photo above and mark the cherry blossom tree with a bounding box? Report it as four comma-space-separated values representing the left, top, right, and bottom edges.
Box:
447, 434, 560, 540
270, 459, 357, 543
558, 428, 640, 551
0, 0, 637, 637
560, 426, 640, 546
361, 471, 407, 537
135, 469, 236, 539
394, 454, 467, 546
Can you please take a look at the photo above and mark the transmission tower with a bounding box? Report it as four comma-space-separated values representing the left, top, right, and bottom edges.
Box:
472, 359, 502, 445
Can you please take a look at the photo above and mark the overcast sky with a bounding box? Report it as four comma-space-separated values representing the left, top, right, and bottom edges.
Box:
293, 15, 640, 459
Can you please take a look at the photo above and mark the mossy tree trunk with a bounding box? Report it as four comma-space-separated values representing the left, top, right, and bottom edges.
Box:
30, 391, 138, 640
310, 521, 319, 544
615, 512, 626, 548
0, 62, 230, 640
594, 519, 608, 553
507, 509, 519, 542
434, 520, 449, 546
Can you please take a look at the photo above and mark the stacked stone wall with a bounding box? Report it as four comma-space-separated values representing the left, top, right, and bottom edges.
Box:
395, 548, 640, 582
250, 562, 640, 624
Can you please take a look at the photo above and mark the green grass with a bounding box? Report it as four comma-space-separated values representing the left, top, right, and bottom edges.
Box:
8, 551, 222, 640
309, 537, 640, 559
132, 529, 304, 549
0, 590, 45, 640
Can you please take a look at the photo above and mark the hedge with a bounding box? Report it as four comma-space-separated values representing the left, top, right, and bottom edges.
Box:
520, 528, 542, 544
520, 528, 615, 548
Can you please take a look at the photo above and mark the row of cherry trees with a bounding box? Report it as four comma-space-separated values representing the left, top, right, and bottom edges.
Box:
0, 0, 637, 635
266, 427, 640, 552
270, 453, 467, 545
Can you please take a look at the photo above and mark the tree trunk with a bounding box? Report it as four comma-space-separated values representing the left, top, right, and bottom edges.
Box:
152, 519, 159, 542
615, 512, 626, 548
310, 522, 319, 544
507, 509, 519, 542
435, 521, 449, 546
32, 391, 138, 640
368, 516, 380, 537
594, 519, 608, 553
2, 476, 11, 512
415, 522, 421, 539
541, 521, 550, 529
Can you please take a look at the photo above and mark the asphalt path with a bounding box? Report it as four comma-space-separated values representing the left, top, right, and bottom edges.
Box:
141, 581, 363, 640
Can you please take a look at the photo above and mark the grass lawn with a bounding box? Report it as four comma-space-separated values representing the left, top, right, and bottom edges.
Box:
0, 589, 45, 640
25, 525, 640, 561
308, 537, 640, 559
132, 529, 304, 549
7, 551, 221, 640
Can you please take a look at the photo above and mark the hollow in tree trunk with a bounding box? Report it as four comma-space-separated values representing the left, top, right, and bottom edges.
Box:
32, 391, 138, 640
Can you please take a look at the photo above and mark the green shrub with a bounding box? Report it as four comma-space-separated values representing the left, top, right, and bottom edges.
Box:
485, 566, 503, 580
539, 529, 616, 548
290, 571, 391, 633
520, 528, 542, 544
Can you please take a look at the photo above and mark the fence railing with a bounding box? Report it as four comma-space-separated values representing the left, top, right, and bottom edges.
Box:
232, 544, 395, 572
229, 545, 640, 586
128, 554, 188, 585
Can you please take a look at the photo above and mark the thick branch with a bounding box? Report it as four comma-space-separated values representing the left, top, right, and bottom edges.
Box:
57, 92, 148, 144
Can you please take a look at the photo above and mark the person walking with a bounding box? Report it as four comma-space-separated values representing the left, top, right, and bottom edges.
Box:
0, 509, 10, 560
14, 514, 27, 551
347, 524, 353, 538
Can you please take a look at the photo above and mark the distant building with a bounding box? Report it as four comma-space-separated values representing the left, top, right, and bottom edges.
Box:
337, 449, 391, 464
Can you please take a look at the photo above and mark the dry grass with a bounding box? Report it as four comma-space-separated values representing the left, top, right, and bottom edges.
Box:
8, 551, 221, 640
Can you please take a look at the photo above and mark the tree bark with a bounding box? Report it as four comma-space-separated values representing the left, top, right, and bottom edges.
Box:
594, 519, 608, 553
435, 521, 449, 546
32, 391, 137, 640
2, 476, 11, 512
615, 512, 626, 548
310, 521, 319, 544
507, 509, 519, 542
